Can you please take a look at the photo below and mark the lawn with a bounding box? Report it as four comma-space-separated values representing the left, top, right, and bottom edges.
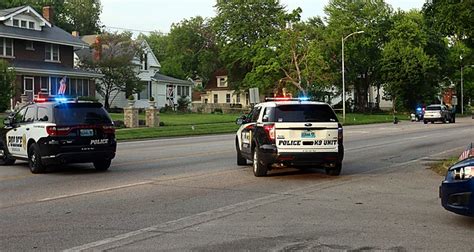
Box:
431, 157, 458, 176
109, 112, 243, 126
336, 113, 409, 125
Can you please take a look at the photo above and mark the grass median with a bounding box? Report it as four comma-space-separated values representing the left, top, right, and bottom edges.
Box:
431, 157, 458, 176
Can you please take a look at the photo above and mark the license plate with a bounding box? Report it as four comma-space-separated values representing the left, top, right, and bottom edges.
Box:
301, 131, 315, 138
80, 129, 94, 137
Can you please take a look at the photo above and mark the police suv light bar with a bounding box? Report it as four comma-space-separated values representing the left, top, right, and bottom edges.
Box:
265, 97, 311, 102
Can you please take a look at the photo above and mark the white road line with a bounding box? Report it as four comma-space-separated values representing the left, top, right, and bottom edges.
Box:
37, 181, 153, 202
63, 146, 463, 252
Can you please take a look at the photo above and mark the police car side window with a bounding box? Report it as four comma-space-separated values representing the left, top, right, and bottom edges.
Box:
24, 106, 37, 123
37, 107, 50, 122
14, 107, 27, 124
251, 107, 262, 123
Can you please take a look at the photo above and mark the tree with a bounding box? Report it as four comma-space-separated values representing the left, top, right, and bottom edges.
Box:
58, 0, 102, 35
213, 0, 288, 91
0, 60, 16, 112
324, 0, 393, 111
0, 0, 102, 35
144, 16, 220, 84
246, 17, 334, 97
79, 32, 143, 110
423, 0, 474, 48
380, 11, 440, 111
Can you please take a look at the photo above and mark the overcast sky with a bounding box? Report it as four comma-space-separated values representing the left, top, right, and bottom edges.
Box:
100, 0, 427, 34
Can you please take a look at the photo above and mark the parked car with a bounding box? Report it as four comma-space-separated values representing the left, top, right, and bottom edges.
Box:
439, 145, 474, 217
423, 104, 455, 124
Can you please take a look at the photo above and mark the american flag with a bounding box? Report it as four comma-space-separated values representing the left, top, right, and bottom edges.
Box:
459, 143, 474, 161
58, 76, 67, 95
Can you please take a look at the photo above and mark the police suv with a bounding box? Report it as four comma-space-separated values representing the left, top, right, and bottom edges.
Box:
0, 97, 116, 173
235, 98, 343, 177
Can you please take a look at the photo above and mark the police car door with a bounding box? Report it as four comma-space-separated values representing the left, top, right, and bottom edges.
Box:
6, 106, 28, 157
240, 106, 262, 156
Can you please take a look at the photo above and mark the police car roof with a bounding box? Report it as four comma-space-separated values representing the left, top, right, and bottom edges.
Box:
259, 100, 329, 106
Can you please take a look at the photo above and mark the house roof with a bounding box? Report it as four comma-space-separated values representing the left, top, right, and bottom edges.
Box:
0, 6, 25, 17
11, 59, 102, 78
205, 69, 230, 91
152, 73, 193, 86
0, 6, 87, 48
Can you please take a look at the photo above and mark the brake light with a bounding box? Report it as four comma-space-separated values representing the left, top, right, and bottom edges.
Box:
263, 123, 275, 142
338, 123, 343, 142
46, 126, 71, 136
102, 125, 115, 134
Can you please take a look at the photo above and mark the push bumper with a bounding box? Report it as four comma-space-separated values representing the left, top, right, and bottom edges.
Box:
440, 179, 474, 217
258, 144, 344, 166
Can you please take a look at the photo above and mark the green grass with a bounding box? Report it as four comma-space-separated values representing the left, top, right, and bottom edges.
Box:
109, 112, 242, 126
431, 157, 459, 176
116, 122, 239, 141
337, 113, 409, 125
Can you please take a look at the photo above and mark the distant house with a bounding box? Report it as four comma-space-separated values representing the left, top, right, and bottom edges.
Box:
0, 5, 101, 109
194, 69, 250, 109
76, 36, 193, 109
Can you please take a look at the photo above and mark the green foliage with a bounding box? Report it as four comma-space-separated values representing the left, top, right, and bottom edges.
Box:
128, 95, 134, 101
423, 0, 474, 48
177, 95, 191, 112
0, 0, 102, 35
324, 0, 393, 111
79, 32, 143, 109
380, 10, 441, 111
213, 0, 288, 90
144, 16, 220, 84
0, 60, 16, 112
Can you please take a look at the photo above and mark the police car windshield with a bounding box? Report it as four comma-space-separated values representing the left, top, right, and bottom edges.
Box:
426, 106, 442, 111
274, 104, 338, 122
54, 103, 112, 125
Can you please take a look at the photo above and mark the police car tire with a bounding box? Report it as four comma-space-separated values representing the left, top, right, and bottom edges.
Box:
326, 163, 342, 176
28, 144, 45, 174
252, 147, 268, 177
94, 159, 111, 171
236, 140, 247, 166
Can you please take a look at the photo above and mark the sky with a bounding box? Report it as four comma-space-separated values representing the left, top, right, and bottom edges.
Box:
100, 0, 427, 34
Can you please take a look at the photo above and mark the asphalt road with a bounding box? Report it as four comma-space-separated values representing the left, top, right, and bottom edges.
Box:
1, 118, 473, 251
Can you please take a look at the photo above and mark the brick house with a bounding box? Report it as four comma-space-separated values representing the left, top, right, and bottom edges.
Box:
193, 69, 250, 108
0, 5, 101, 109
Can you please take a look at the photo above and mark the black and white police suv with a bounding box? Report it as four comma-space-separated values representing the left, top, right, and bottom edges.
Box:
235, 98, 343, 177
0, 97, 116, 173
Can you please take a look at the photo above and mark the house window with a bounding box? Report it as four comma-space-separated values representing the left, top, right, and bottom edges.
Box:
26, 41, 34, 50
177, 86, 190, 97
138, 82, 149, 100
141, 53, 148, 70
226, 94, 231, 103
246, 93, 250, 105
40, 77, 49, 93
45, 44, 60, 62
20, 20, 27, 28
13, 19, 19, 27
28, 21, 35, 29
217, 76, 227, 87
213, 94, 218, 103
0, 38, 14, 57
236, 94, 240, 103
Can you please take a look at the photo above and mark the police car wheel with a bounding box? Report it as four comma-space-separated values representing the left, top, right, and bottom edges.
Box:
94, 159, 111, 171
236, 140, 247, 166
28, 144, 45, 174
252, 148, 268, 177
325, 163, 342, 176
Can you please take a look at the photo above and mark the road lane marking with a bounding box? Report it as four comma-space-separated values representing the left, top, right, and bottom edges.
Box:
37, 181, 153, 202
63, 146, 464, 252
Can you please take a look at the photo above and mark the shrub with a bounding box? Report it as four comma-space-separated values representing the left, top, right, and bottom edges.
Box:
149, 96, 155, 101
159, 121, 165, 126
128, 95, 135, 100
0, 60, 15, 112
177, 95, 191, 112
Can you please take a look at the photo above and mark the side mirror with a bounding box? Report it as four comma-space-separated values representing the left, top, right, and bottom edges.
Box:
3, 117, 12, 127
39, 115, 49, 122
236, 118, 243, 125
236, 115, 247, 125
262, 115, 269, 122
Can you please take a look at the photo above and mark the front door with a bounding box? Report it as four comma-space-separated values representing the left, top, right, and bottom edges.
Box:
23, 77, 34, 101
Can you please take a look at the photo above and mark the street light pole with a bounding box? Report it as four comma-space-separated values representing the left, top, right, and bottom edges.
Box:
342, 31, 364, 122
461, 64, 464, 115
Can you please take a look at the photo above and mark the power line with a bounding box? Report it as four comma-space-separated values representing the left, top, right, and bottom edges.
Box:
103, 26, 168, 35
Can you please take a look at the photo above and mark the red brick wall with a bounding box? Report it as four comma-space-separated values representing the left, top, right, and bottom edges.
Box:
12, 39, 74, 67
